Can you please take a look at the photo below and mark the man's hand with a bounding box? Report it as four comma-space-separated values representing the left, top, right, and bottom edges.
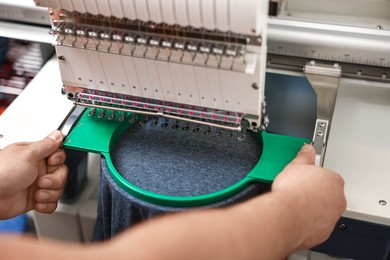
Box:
0, 143, 346, 260
0, 130, 68, 219
272, 144, 347, 249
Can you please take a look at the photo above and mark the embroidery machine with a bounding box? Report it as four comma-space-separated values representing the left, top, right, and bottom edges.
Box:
0, 0, 388, 259
35, 0, 308, 207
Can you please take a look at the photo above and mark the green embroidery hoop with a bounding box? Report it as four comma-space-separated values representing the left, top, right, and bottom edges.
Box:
64, 108, 308, 207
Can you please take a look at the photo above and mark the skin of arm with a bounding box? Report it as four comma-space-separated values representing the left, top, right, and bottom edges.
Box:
0, 130, 68, 219
0, 144, 346, 260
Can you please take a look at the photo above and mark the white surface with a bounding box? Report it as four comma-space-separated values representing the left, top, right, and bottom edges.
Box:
206, 67, 224, 109
160, 0, 175, 25
215, 0, 229, 32
155, 59, 176, 102
230, 0, 262, 35
87, 50, 110, 92
132, 56, 153, 98
121, 0, 136, 20
0, 0, 49, 25
71, 0, 86, 13
182, 62, 200, 103
169, 62, 188, 104
56, 46, 264, 118
55, 45, 76, 86
0, 0, 37, 7
134, 0, 149, 21
147, 0, 162, 24
201, 0, 215, 30
174, 0, 188, 27
324, 78, 390, 226
99, 52, 129, 94
194, 66, 211, 107
121, 55, 142, 96
0, 56, 73, 149
83, 0, 98, 15
109, 0, 124, 19
188, 0, 202, 29
0, 21, 52, 44
67, 47, 95, 89
60, 0, 74, 12
145, 59, 164, 100
281, 0, 390, 28
96, 0, 111, 17
47, 0, 61, 9
268, 18, 390, 67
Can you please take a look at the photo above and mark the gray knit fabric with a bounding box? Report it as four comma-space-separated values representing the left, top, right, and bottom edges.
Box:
93, 119, 268, 240
92, 72, 316, 240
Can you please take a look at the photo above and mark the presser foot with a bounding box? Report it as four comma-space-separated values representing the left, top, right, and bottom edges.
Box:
138, 116, 250, 141
85, 107, 253, 141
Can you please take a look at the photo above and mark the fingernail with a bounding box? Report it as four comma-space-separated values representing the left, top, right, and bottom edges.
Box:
38, 192, 50, 201
36, 204, 48, 210
48, 130, 62, 141
40, 178, 53, 188
301, 144, 314, 152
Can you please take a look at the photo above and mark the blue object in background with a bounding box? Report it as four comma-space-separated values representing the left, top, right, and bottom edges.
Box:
0, 37, 9, 65
0, 214, 27, 233
265, 72, 316, 139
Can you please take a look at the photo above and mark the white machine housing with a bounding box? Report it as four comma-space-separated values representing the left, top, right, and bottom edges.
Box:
35, 0, 270, 135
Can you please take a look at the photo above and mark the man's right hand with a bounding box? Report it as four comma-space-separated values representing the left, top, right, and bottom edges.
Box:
272, 144, 347, 249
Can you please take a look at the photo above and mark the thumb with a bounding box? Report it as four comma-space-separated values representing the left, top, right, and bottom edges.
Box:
29, 130, 63, 159
290, 144, 316, 165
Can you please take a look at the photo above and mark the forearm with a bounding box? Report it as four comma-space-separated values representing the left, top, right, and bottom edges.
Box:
0, 191, 304, 260
0, 235, 107, 260
107, 191, 303, 260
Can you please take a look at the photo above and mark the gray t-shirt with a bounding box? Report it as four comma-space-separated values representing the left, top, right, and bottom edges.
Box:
93, 119, 268, 240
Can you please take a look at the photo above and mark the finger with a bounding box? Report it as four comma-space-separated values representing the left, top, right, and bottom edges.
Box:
35, 189, 64, 203
28, 130, 63, 160
47, 149, 66, 166
35, 202, 58, 214
290, 144, 316, 165
38, 165, 68, 190
46, 165, 61, 174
